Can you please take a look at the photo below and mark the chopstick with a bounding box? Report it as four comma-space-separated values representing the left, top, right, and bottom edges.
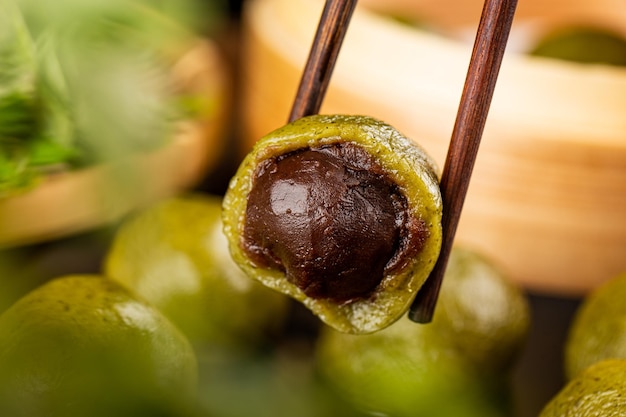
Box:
288, 0, 358, 122
289, 0, 518, 324
408, 0, 519, 323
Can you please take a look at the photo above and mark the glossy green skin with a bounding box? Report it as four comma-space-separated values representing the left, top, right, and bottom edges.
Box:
105, 194, 289, 350
565, 272, 626, 380
0, 275, 198, 417
530, 27, 626, 66
222, 114, 443, 334
315, 248, 530, 417
539, 359, 626, 417
428, 248, 531, 374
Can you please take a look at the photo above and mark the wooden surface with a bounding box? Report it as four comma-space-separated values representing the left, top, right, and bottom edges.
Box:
239, 0, 626, 295
0, 40, 230, 248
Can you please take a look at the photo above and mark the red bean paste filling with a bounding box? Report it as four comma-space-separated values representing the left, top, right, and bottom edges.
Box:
242, 142, 428, 304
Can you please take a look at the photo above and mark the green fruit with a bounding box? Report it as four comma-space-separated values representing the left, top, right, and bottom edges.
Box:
105, 193, 289, 350
0, 275, 198, 417
222, 114, 442, 334
530, 26, 626, 66
315, 247, 530, 417
539, 359, 626, 417
565, 271, 626, 379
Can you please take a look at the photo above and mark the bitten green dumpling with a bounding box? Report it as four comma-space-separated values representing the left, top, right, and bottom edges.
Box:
223, 115, 442, 334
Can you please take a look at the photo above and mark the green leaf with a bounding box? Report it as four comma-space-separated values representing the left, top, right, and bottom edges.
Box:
0, 0, 36, 89
0, 0, 38, 145
27, 137, 77, 167
0, 148, 36, 197
0, 91, 38, 142
1, 0, 220, 196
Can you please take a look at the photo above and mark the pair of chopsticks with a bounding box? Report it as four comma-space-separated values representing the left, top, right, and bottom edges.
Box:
289, 0, 519, 323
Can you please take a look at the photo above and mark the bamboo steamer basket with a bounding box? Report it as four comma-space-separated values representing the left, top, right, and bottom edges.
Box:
239, 0, 626, 296
0, 39, 231, 248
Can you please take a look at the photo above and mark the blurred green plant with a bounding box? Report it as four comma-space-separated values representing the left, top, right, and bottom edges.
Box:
0, 0, 225, 197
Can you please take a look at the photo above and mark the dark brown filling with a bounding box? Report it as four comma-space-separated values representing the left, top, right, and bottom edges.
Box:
242, 142, 428, 304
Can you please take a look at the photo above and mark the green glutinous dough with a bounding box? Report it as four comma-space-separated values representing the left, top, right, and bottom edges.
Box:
539, 359, 626, 417
0, 275, 198, 417
105, 194, 289, 351
222, 114, 443, 334
531, 26, 626, 66
315, 247, 530, 417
